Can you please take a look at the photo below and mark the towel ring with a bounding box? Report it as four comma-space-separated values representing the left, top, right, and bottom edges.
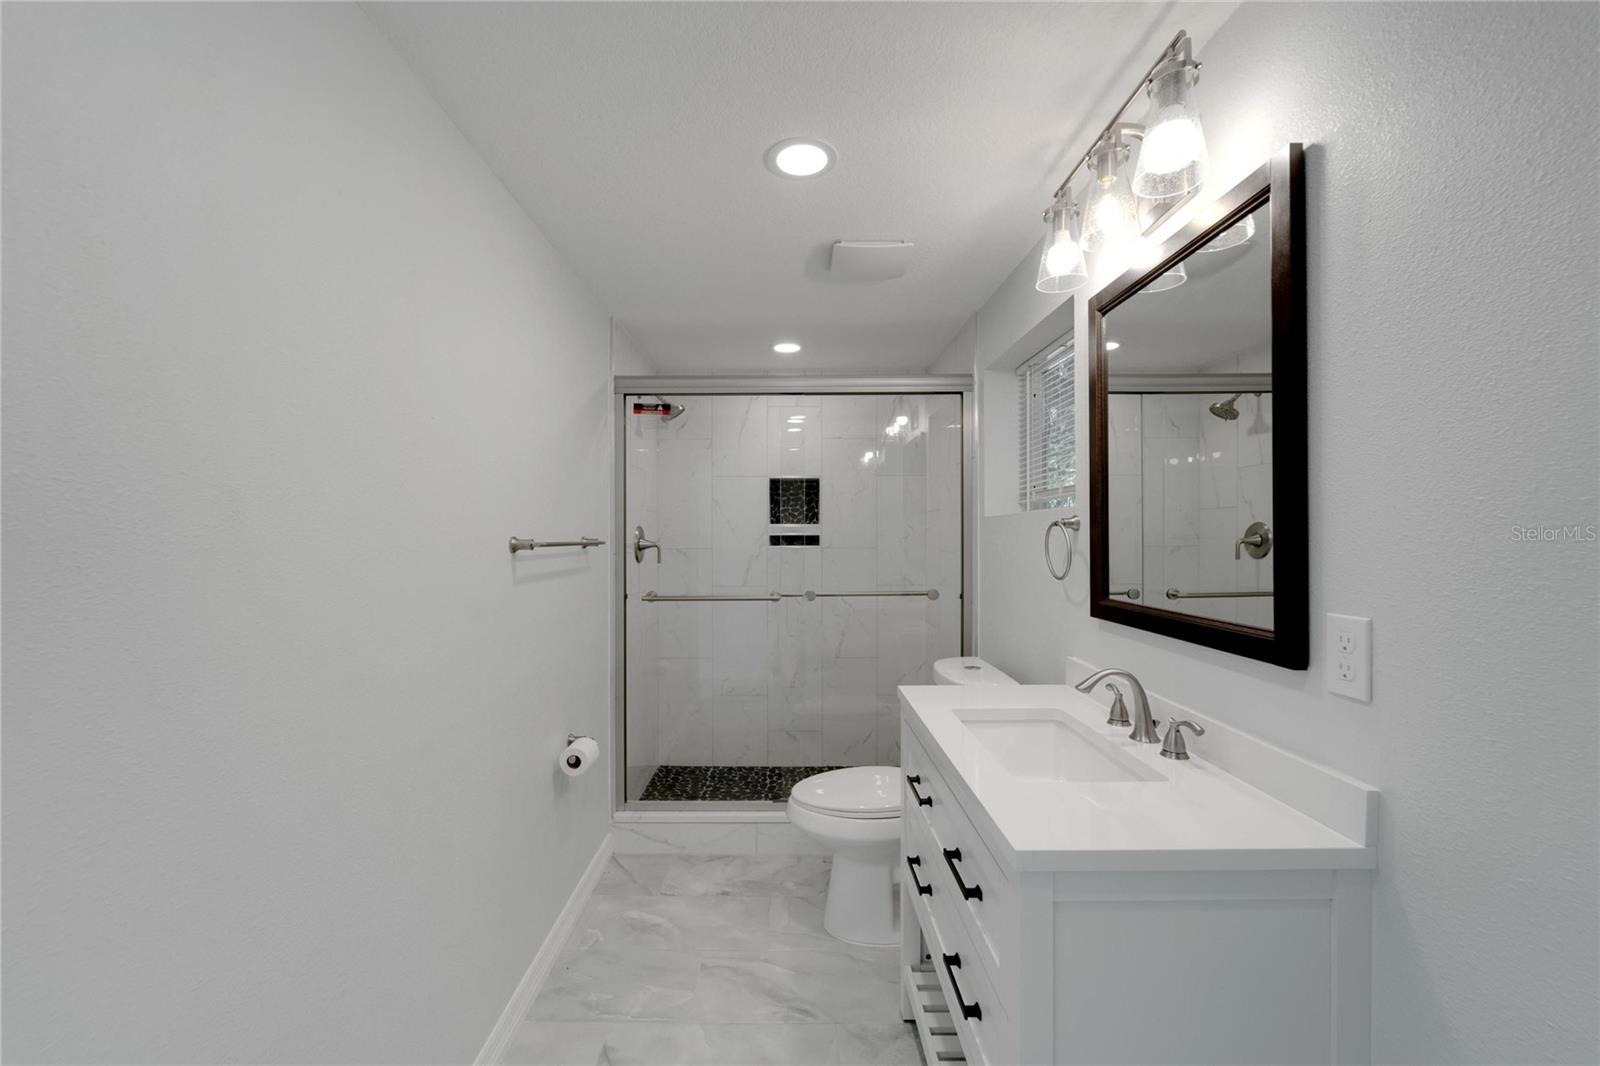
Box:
1044, 515, 1081, 581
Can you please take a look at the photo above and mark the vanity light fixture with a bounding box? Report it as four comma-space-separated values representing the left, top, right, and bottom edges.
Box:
1142, 260, 1188, 293
1199, 212, 1255, 252
772, 341, 802, 354
1035, 188, 1088, 293
1082, 129, 1140, 255
1132, 39, 1207, 198
1033, 30, 1210, 293
765, 138, 835, 179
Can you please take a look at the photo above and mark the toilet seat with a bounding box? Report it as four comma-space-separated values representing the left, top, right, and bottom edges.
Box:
788, 766, 901, 820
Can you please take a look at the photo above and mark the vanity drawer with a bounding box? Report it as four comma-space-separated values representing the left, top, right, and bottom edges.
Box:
903, 727, 1017, 1001
905, 816, 1013, 1066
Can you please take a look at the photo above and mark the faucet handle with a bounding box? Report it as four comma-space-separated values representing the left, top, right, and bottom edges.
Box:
1160, 720, 1206, 761
1104, 683, 1131, 727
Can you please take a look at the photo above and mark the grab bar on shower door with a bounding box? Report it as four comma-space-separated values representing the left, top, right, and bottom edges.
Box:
639, 591, 783, 603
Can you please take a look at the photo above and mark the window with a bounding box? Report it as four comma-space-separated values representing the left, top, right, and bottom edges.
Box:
1017, 339, 1076, 511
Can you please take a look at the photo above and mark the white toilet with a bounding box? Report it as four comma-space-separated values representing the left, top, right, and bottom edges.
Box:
788, 657, 1018, 947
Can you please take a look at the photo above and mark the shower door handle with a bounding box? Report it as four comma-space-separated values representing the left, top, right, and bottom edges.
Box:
633, 526, 661, 564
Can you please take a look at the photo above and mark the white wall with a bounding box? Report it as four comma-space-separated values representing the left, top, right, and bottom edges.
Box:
963, 3, 1599, 1062
2, 5, 614, 1062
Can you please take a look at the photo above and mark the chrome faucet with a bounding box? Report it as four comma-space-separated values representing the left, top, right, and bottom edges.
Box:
1074, 668, 1162, 743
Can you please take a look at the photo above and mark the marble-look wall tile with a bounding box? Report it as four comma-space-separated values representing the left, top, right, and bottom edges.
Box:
658, 659, 713, 766
657, 438, 713, 550
1107, 474, 1144, 586
710, 476, 767, 588
711, 396, 767, 477
766, 403, 822, 478
767, 728, 822, 766
1107, 394, 1143, 476
1160, 437, 1202, 547
875, 396, 927, 476
820, 395, 879, 439
712, 694, 767, 765
875, 475, 928, 588
821, 659, 877, 765
711, 602, 768, 698
821, 438, 878, 548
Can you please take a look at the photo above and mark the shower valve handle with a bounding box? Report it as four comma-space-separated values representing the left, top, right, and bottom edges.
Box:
633, 526, 661, 564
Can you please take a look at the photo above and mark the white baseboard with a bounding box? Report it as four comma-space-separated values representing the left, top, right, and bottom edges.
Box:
473, 831, 612, 1066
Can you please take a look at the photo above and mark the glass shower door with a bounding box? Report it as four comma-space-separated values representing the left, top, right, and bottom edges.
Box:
621, 392, 962, 805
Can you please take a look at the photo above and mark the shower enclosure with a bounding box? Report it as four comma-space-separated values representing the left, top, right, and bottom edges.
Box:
614, 379, 969, 807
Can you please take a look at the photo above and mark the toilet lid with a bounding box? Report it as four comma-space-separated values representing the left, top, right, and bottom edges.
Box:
790, 766, 902, 819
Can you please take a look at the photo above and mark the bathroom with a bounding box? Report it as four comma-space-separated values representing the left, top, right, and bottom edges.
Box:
2, 3, 1596, 1065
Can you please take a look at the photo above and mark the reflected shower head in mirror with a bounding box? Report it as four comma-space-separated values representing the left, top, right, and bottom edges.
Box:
1208, 393, 1242, 420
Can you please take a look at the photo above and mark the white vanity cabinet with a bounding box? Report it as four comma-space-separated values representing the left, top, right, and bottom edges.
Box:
897, 686, 1377, 1066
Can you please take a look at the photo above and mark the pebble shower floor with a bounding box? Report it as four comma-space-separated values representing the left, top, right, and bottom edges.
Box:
639, 765, 845, 803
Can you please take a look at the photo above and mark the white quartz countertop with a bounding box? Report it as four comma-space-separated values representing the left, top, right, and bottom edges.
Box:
901, 684, 1376, 873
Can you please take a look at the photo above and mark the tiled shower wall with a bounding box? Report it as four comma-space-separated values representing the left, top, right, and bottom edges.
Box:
1107, 391, 1274, 627
624, 394, 962, 797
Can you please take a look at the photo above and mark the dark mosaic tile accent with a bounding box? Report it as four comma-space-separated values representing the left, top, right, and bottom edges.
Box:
769, 534, 820, 546
639, 765, 846, 803
769, 478, 820, 525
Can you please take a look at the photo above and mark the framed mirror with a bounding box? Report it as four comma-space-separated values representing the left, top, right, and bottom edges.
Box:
1088, 143, 1306, 668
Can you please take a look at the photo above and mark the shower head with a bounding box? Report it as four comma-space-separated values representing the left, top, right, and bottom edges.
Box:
656, 397, 687, 422
1208, 393, 1242, 421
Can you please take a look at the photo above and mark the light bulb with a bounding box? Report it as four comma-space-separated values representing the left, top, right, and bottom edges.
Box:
1035, 193, 1086, 294
1082, 137, 1138, 254
1133, 58, 1207, 199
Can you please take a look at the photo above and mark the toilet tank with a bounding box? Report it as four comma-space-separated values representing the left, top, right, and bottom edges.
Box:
933, 656, 1018, 686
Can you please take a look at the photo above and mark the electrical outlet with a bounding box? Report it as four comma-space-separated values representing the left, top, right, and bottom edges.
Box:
1326, 613, 1372, 702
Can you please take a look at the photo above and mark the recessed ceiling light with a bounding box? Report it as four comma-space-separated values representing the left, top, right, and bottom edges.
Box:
786, 427, 802, 433
1106, 340, 1121, 351
765, 138, 835, 179
772, 342, 802, 354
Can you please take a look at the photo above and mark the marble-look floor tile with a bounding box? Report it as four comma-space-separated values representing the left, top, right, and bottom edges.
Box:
530, 948, 702, 1021
504, 1021, 848, 1066
604, 1022, 838, 1066
609, 854, 831, 897
502, 1020, 607, 1066
835, 1022, 925, 1065
568, 893, 777, 953
695, 950, 900, 1024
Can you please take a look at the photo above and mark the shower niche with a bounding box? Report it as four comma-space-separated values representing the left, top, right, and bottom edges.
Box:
618, 389, 966, 804
1089, 144, 1307, 668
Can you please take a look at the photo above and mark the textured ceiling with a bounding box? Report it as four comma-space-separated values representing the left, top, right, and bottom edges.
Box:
366, 2, 1237, 373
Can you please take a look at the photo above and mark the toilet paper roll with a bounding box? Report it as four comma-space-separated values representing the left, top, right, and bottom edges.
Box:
560, 736, 599, 777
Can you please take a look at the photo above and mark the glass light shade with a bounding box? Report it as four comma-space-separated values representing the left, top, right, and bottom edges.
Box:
1141, 260, 1187, 293
1133, 62, 1207, 199
1035, 197, 1087, 293
1081, 139, 1139, 254
1198, 213, 1255, 252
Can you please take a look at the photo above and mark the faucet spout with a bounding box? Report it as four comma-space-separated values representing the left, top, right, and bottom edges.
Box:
1074, 668, 1163, 744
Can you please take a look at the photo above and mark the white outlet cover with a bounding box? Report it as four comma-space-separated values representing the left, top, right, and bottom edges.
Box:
1326, 613, 1372, 702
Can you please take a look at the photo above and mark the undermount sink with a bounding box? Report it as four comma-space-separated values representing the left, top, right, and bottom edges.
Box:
955, 707, 1165, 783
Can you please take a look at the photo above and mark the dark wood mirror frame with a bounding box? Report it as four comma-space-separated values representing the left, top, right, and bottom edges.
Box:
1087, 143, 1307, 669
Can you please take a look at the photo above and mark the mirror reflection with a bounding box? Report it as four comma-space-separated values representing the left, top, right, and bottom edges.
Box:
1102, 200, 1274, 629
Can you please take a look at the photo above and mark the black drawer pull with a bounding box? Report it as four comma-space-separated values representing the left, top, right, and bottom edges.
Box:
940, 952, 982, 1020
942, 847, 983, 901
905, 774, 933, 807
905, 855, 933, 896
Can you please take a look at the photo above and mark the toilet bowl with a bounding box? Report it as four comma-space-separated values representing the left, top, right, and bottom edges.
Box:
789, 658, 1017, 947
786, 766, 901, 946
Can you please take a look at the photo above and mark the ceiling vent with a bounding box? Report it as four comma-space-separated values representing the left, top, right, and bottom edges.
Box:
828, 240, 914, 281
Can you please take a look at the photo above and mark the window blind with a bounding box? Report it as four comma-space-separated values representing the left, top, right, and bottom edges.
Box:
1017, 340, 1076, 511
